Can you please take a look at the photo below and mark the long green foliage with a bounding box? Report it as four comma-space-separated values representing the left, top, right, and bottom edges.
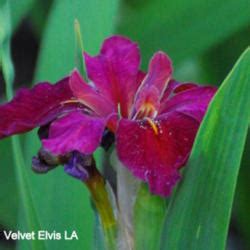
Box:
118, 0, 250, 67
161, 48, 250, 250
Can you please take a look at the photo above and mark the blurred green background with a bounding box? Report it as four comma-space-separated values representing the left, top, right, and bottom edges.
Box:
0, 0, 249, 249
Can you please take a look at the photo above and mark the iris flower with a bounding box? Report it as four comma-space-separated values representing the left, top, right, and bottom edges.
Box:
0, 36, 216, 196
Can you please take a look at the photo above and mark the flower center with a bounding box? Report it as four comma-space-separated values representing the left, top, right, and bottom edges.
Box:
133, 102, 158, 120
144, 117, 159, 135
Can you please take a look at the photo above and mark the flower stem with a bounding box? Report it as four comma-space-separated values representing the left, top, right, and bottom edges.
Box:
85, 167, 117, 250
114, 150, 140, 250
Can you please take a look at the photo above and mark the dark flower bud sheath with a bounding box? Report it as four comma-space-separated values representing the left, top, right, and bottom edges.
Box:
38, 124, 50, 140
38, 147, 70, 166
101, 129, 115, 151
32, 147, 70, 174
32, 156, 52, 174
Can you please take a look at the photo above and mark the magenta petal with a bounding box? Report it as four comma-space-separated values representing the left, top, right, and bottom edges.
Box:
134, 85, 160, 113
0, 77, 75, 139
42, 111, 105, 155
140, 51, 172, 93
116, 112, 199, 196
160, 80, 198, 104
160, 86, 217, 122
134, 52, 172, 113
173, 82, 198, 93
147, 171, 181, 196
69, 69, 114, 116
84, 35, 141, 117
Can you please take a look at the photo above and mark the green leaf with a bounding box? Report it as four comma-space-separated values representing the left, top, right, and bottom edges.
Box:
134, 184, 166, 250
118, 0, 250, 67
0, 2, 46, 249
0, 0, 36, 30
0, 138, 18, 230
22, 0, 119, 249
29, 0, 52, 37
161, 48, 250, 249
0, 241, 15, 250
233, 132, 250, 246
74, 19, 86, 77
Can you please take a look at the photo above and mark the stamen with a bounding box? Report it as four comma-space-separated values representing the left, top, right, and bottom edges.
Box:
132, 103, 157, 120
60, 99, 92, 109
145, 102, 156, 112
144, 117, 158, 135
132, 106, 145, 120
61, 99, 82, 105
117, 102, 121, 118
151, 110, 158, 119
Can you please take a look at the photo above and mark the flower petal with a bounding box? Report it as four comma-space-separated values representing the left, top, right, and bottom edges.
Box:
69, 69, 114, 116
160, 80, 198, 103
84, 35, 141, 117
42, 111, 105, 155
173, 82, 198, 93
137, 51, 172, 94
0, 77, 78, 139
116, 112, 199, 196
160, 85, 217, 122
133, 52, 172, 114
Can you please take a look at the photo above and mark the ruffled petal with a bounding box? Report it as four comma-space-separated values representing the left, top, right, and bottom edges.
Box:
84, 35, 141, 117
42, 111, 105, 155
116, 112, 199, 196
69, 69, 114, 116
160, 85, 217, 122
133, 52, 172, 115
0, 77, 79, 139
160, 80, 198, 104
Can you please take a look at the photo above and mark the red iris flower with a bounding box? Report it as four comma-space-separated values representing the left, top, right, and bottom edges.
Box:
0, 36, 216, 196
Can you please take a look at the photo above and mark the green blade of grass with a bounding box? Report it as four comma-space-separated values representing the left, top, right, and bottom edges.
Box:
118, 0, 250, 67
233, 132, 250, 246
0, 138, 18, 230
0, 2, 46, 249
161, 48, 250, 249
